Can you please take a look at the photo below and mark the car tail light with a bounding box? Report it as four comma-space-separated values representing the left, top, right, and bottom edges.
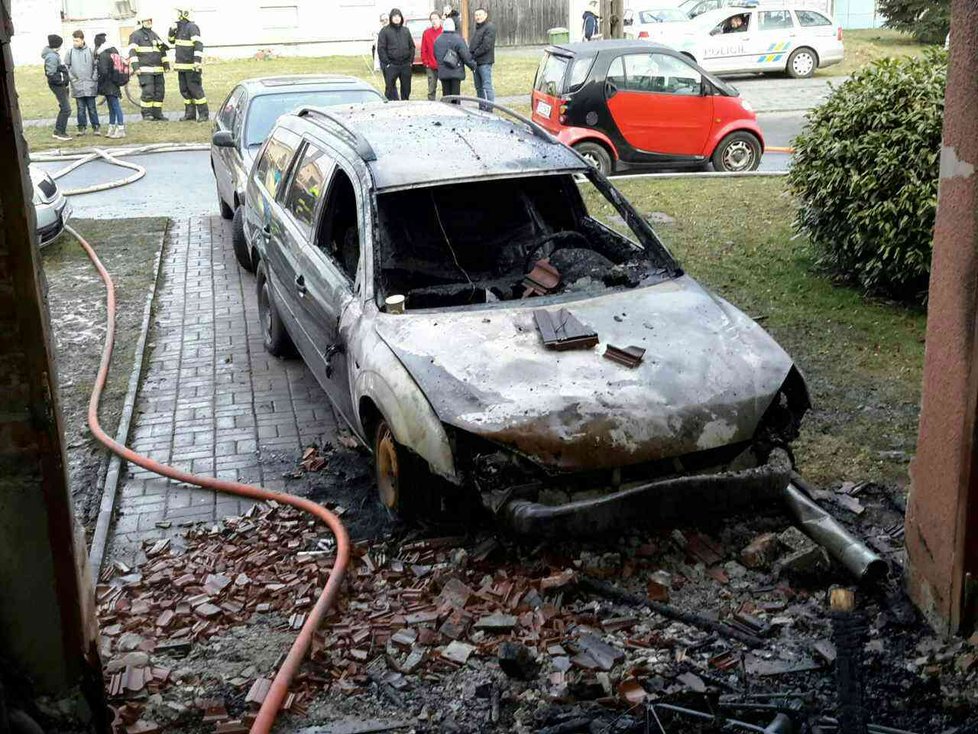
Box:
559, 98, 569, 124
638, 30, 649, 38
837, 26, 843, 41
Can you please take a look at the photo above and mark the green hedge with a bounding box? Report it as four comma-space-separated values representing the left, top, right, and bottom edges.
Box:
787, 51, 946, 303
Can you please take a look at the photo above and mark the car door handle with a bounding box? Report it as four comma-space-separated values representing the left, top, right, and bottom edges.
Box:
295, 274, 307, 297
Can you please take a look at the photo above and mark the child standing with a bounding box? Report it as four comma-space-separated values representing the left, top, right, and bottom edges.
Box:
95, 33, 126, 138
64, 30, 101, 135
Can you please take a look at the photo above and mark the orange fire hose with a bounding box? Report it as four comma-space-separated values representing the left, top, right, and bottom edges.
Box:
71, 225, 351, 734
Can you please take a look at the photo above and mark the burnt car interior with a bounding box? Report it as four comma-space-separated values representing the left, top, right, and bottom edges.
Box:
314, 168, 360, 281
375, 173, 677, 310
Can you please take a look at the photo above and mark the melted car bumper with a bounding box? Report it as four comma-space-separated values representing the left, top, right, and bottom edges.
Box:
498, 448, 793, 536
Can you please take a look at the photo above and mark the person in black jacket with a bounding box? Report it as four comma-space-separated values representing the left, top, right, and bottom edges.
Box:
42, 35, 71, 140
433, 18, 475, 103
169, 9, 208, 122
94, 33, 126, 138
469, 8, 496, 111
127, 16, 169, 120
442, 4, 462, 35
377, 8, 415, 101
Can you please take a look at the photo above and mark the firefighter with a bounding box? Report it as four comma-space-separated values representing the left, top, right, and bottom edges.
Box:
127, 16, 169, 121
168, 8, 208, 122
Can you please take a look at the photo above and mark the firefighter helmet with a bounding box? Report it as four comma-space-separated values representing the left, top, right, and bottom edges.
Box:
176, 8, 191, 19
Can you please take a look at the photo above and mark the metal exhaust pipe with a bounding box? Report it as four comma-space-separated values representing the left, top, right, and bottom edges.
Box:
783, 475, 888, 583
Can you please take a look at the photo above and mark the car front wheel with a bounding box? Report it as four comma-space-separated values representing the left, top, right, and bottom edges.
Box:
712, 132, 761, 173
786, 47, 817, 79
574, 141, 614, 176
374, 418, 436, 520
232, 207, 255, 273
256, 261, 296, 358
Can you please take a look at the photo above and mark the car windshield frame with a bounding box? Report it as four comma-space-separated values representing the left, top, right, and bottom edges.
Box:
370, 169, 682, 313
244, 88, 383, 147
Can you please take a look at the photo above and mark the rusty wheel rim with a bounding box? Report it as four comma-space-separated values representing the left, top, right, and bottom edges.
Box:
376, 424, 399, 511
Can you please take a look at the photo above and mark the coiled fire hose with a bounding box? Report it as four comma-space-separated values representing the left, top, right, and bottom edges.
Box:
55, 145, 350, 734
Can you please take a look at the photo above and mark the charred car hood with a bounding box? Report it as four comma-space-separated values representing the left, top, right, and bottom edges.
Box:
374, 275, 795, 471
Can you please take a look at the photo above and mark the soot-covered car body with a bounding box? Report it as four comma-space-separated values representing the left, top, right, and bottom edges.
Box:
242, 100, 809, 534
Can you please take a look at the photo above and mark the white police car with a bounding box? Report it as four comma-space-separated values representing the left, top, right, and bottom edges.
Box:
661, 4, 845, 78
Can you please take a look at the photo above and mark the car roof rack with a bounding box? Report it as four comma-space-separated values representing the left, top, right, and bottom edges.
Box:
440, 96, 561, 147
296, 107, 377, 162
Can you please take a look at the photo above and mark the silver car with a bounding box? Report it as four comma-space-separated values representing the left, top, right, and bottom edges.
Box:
211, 75, 384, 272
30, 166, 71, 246
241, 101, 810, 534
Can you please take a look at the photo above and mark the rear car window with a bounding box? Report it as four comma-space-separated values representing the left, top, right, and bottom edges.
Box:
795, 10, 832, 26
255, 129, 300, 199
566, 57, 594, 92
758, 10, 794, 30
244, 89, 383, 147
283, 145, 332, 236
535, 53, 569, 96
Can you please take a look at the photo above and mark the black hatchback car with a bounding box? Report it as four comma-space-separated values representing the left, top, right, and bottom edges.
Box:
531, 41, 764, 174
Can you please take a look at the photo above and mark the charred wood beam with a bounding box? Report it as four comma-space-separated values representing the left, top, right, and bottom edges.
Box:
577, 576, 767, 649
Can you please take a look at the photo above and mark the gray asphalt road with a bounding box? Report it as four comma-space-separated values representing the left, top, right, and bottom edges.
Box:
759, 110, 806, 149
36, 151, 218, 220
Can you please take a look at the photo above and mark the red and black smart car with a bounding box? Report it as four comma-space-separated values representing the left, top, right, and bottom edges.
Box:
531, 40, 764, 174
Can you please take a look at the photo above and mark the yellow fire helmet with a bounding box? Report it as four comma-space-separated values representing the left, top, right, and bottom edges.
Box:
176, 8, 191, 19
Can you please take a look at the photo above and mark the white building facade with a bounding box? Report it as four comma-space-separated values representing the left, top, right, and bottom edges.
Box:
11, 0, 431, 65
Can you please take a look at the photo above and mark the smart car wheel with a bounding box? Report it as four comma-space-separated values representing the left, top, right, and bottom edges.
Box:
786, 47, 817, 79
574, 142, 613, 176
256, 261, 295, 358
374, 418, 436, 520
231, 207, 255, 273
712, 132, 761, 173
217, 188, 233, 220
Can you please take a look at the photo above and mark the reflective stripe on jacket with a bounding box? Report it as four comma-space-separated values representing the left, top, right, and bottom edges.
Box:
127, 27, 168, 74
168, 19, 203, 71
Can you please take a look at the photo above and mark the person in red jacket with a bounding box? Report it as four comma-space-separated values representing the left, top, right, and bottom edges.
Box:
421, 11, 443, 101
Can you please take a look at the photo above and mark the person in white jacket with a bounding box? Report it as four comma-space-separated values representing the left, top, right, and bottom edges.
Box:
373, 12, 389, 72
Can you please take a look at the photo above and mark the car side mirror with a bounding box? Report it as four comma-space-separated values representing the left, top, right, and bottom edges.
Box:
212, 130, 234, 148
606, 80, 618, 99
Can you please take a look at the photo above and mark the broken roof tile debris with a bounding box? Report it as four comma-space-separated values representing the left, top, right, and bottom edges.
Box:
96, 490, 970, 733
533, 308, 599, 351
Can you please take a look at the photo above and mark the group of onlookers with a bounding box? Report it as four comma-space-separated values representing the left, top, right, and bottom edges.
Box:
42, 30, 127, 141
375, 5, 496, 109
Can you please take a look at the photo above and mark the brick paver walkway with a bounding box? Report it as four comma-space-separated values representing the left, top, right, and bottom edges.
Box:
108, 217, 340, 563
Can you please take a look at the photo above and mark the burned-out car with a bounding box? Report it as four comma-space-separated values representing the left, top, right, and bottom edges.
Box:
241, 100, 809, 535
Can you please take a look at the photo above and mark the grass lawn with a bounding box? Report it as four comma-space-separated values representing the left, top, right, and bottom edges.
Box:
14, 50, 541, 123
43, 218, 168, 527
22, 120, 212, 151
604, 177, 925, 489
823, 27, 929, 77
14, 29, 928, 128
